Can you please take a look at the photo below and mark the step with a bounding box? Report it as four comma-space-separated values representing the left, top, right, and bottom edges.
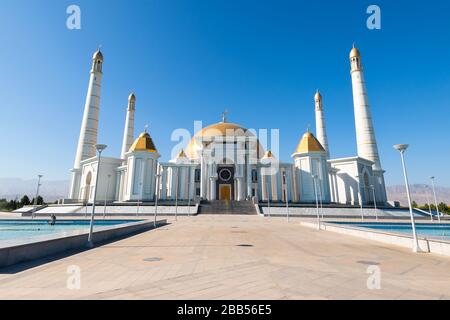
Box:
199, 201, 257, 215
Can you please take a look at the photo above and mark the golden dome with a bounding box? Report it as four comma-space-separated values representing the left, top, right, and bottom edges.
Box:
93, 49, 104, 61
350, 46, 361, 59
293, 132, 325, 155
185, 122, 263, 159
314, 91, 322, 101
129, 131, 157, 153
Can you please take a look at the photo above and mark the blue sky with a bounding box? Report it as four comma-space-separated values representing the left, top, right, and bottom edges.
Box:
0, 0, 449, 187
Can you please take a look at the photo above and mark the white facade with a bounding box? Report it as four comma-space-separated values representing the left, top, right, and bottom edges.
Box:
67, 47, 388, 206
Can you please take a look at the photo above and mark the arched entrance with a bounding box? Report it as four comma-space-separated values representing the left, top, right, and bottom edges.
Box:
217, 166, 234, 201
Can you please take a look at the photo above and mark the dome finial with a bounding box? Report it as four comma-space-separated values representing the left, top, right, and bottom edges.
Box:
144, 124, 148, 133
221, 109, 229, 123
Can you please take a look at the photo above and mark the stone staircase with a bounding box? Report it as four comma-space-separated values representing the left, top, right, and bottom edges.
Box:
199, 200, 257, 215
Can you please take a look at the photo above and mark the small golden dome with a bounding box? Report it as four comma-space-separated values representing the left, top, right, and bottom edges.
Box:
129, 131, 157, 153
314, 91, 322, 101
128, 93, 136, 103
293, 132, 325, 155
93, 49, 104, 61
177, 149, 187, 158
263, 151, 275, 158
350, 46, 360, 59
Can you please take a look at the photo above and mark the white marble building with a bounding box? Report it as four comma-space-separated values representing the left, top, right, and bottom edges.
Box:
67, 46, 387, 206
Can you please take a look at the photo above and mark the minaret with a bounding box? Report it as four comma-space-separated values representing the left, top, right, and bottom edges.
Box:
121, 93, 136, 159
350, 45, 382, 171
73, 49, 104, 169
314, 90, 330, 158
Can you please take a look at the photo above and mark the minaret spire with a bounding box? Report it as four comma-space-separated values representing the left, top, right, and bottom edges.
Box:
349, 45, 381, 170
120, 92, 136, 159
69, 49, 104, 199
73, 49, 104, 169
314, 90, 330, 158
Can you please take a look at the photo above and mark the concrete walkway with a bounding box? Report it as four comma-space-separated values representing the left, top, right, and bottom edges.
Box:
0, 215, 449, 300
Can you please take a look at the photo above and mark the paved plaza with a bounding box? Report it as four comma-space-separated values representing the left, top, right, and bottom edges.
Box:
1, 215, 450, 300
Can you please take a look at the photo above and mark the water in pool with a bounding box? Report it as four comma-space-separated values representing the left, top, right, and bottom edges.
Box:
0, 220, 140, 242
332, 222, 450, 241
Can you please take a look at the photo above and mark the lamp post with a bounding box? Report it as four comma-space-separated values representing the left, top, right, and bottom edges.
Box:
32, 174, 43, 219
103, 174, 111, 219
312, 175, 321, 230
267, 175, 271, 218
318, 181, 324, 219
264, 169, 271, 218
425, 185, 433, 222
154, 171, 161, 228
394, 144, 420, 253
137, 182, 143, 217
175, 167, 179, 221
430, 176, 441, 223
370, 185, 378, 221
187, 167, 191, 217
87, 144, 107, 248
355, 175, 364, 222
283, 171, 290, 223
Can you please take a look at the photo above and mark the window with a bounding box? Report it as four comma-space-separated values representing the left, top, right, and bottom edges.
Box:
194, 169, 201, 182
196, 188, 201, 196
251, 169, 258, 183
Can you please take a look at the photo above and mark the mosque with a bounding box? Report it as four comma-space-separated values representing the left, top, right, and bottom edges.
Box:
67, 46, 387, 207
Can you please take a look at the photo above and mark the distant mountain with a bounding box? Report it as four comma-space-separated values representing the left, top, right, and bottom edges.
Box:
387, 184, 450, 207
0, 178, 69, 202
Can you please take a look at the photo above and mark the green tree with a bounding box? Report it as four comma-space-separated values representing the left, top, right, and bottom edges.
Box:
412, 201, 418, 208
438, 202, 449, 215
36, 196, 44, 205
19, 195, 31, 207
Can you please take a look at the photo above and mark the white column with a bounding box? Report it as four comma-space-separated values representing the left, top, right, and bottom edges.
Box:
237, 178, 244, 201
200, 154, 207, 199
161, 167, 168, 200
261, 171, 267, 201
189, 166, 195, 200
246, 152, 252, 198
69, 169, 81, 199
120, 93, 136, 159
210, 178, 216, 200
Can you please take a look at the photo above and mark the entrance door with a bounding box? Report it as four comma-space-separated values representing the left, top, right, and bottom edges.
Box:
219, 185, 232, 201
216, 166, 235, 200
